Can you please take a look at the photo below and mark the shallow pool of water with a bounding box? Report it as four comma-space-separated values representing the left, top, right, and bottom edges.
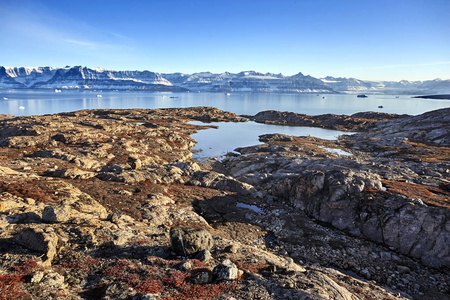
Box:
191, 121, 349, 159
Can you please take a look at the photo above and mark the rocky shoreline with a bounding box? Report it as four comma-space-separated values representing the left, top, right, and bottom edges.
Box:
0, 106, 448, 299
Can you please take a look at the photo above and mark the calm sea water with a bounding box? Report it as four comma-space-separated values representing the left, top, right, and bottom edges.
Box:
1, 89, 449, 116
1, 89, 448, 158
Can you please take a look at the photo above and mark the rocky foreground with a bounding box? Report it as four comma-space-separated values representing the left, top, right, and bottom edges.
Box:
0, 106, 449, 300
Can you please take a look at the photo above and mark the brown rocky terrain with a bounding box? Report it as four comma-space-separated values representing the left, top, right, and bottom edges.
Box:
0, 106, 448, 299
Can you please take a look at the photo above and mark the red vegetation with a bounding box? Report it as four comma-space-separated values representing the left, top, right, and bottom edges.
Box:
99, 258, 236, 299
235, 261, 267, 274
382, 180, 450, 208
14, 259, 38, 276
188, 259, 208, 269
0, 274, 27, 300
0, 259, 37, 299
71, 178, 167, 220
161, 270, 236, 300
0, 180, 58, 203
61, 256, 100, 273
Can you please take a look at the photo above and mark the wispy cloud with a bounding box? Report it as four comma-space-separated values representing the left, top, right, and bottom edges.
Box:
374, 61, 450, 69
109, 32, 133, 41
2, 1, 132, 49
62, 39, 97, 48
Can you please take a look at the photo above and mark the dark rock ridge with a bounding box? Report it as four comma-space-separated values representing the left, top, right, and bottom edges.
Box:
251, 110, 407, 131
414, 94, 450, 100
2, 65, 450, 94
350, 107, 450, 146
0, 106, 449, 299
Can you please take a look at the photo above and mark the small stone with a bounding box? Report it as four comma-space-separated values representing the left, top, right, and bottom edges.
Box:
397, 265, 410, 274
42, 205, 72, 223
190, 270, 212, 284
132, 293, 158, 300
31, 271, 45, 283
178, 260, 192, 271
380, 251, 392, 260
360, 249, 369, 256
361, 269, 371, 279
213, 259, 239, 281
387, 253, 399, 262
41, 271, 66, 288
107, 213, 121, 224
195, 250, 213, 263
130, 157, 142, 170
237, 269, 244, 278
118, 190, 133, 196
224, 244, 238, 253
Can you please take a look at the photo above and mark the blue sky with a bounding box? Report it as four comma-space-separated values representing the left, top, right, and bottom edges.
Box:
1, 0, 449, 81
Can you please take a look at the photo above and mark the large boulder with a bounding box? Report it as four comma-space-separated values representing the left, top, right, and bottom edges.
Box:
170, 227, 214, 256
14, 227, 59, 266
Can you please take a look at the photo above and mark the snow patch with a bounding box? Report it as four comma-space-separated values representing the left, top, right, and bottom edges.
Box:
236, 202, 265, 214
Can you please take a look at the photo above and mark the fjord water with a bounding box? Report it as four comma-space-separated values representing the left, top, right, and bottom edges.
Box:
1, 90, 448, 158
1, 89, 449, 116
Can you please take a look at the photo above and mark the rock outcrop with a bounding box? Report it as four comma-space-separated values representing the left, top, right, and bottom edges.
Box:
224, 109, 450, 271
0, 107, 448, 299
350, 107, 450, 146
251, 109, 407, 131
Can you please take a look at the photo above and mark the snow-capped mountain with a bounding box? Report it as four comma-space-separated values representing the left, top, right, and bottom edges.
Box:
321, 76, 450, 94
157, 71, 333, 93
0, 67, 24, 88
321, 76, 373, 92
1, 66, 449, 94
416, 79, 450, 94
1, 66, 185, 91
4, 67, 59, 87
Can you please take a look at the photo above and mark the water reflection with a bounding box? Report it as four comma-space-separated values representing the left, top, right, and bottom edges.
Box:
191, 121, 349, 159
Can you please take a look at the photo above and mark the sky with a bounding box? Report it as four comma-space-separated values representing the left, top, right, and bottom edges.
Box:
1, 0, 449, 81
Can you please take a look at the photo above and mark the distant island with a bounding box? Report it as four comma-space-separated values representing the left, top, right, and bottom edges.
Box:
1, 66, 450, 95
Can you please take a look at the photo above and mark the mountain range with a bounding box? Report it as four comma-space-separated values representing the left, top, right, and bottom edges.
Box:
1, 66, 449, 94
